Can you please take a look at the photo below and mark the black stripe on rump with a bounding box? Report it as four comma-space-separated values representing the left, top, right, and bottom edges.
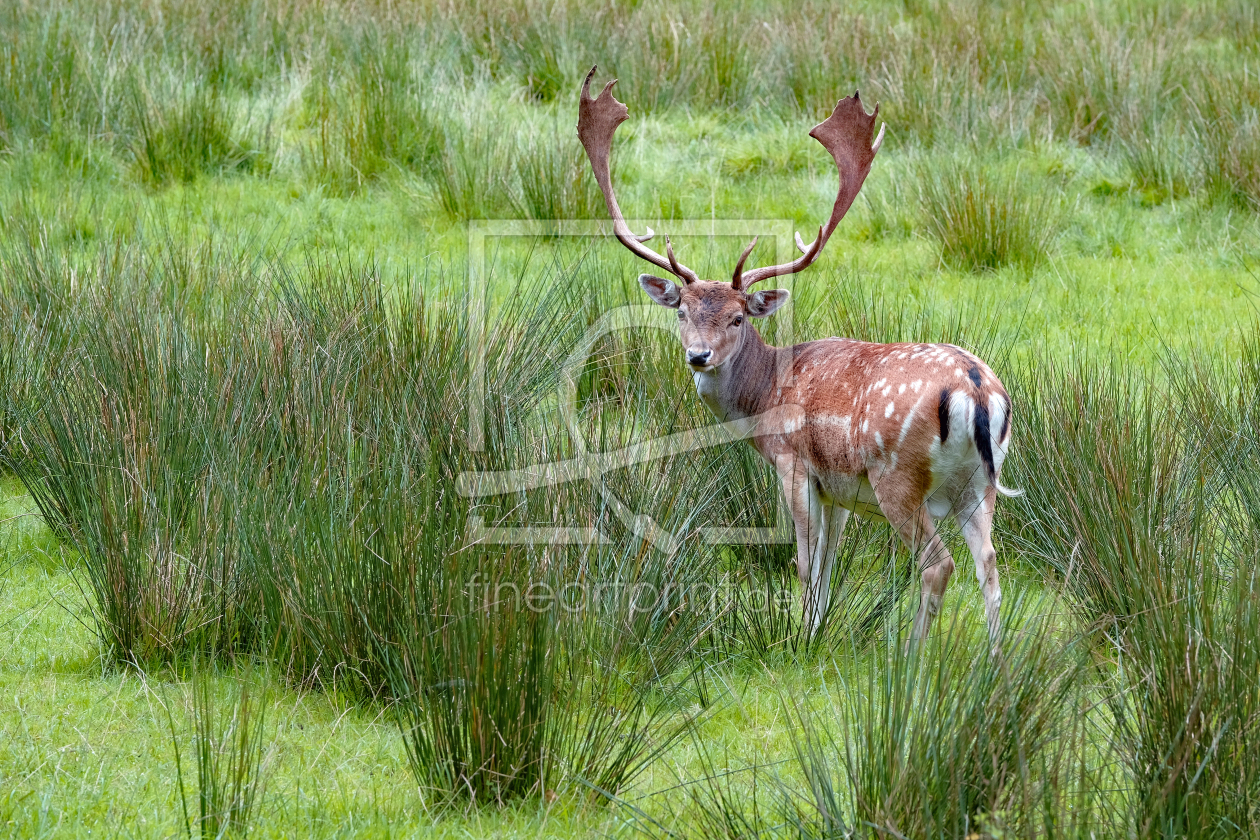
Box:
938, 388, 951, 442
999, 394, 1011, 442
975, 402, 996, 481
967, 363, 982, 388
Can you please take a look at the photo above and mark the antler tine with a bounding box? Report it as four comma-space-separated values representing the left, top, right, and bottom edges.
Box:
742, 91, 884, 289
578, 67, 699, 284
665, 236, 686, 278
730, 236, 759, 289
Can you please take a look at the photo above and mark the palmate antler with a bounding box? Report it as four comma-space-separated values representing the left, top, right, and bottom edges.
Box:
577, 66, 699, 284
577, 68, 883, 290
735, 93, 885, 290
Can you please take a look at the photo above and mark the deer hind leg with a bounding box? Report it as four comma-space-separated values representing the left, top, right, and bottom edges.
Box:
957, 485, 1002, 649
779, 460, 838, 637
877, 491, 954, 642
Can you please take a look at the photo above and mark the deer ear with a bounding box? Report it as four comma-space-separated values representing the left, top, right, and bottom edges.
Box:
638, 274, 681, 308
747, 289, 790, 317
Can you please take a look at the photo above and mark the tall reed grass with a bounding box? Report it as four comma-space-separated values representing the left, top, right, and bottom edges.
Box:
652, 597, 1100, 839
0, 236, 759, 804
918, 157, 1061, 273
169, 665, 272, 840
4, 0, 1260, 211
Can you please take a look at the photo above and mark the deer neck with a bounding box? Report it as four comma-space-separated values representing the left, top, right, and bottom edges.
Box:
692, 326, 780, 422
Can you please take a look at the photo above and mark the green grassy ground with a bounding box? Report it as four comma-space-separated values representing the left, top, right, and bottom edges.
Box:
2, 472, 1022, 838
4, 0, 1260, 837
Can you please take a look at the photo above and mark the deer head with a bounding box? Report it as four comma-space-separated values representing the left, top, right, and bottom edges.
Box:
577, 67, 885, 371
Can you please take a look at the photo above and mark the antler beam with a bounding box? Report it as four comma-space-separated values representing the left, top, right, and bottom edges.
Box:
736, 92, 885, 290
577, 66, 699, 284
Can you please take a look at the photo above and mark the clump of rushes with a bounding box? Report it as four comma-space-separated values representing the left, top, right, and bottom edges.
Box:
1199, 74, 1260, 210
1007, 355, 1260, 835
169, 664, 272, 840
918, 157, 1060, 273
1005, 358, 1197, 627
252, 268, 716, 804
514, 116, 602, 222
326, 31, 446, 191
2, 239, 727, 806
5, 294, 233, 661
828, 600, 1087, 839
433, 116, 515, 220
132, 80, 265, 186
655, 597, 1099, 839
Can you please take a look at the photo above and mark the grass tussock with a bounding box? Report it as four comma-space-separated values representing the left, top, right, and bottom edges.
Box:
169, 666, 273, 840
826, 606, 1086, 838
1003, 353, 1260, 836
133, 82, 270, 186
1200, 75, 1260, 210
918, 158, 1061, 273
658, 599, 1099, 839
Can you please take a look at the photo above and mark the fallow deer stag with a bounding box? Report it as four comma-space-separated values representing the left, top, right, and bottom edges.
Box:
577, 67, 1018, 644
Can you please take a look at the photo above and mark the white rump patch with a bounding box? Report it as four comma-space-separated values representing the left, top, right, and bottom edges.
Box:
950, 391, 975, 436
989, 393, 1009, 475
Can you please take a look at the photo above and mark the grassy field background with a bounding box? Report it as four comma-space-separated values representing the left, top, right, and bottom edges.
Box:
3, 0, 1260, 837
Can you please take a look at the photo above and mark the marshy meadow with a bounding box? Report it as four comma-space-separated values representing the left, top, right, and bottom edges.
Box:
3, 0, 1260, 837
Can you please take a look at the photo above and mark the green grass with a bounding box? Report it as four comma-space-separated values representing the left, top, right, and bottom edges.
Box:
4, 0, 1260, 837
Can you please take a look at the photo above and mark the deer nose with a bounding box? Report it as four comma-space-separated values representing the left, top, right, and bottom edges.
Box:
687, 349, 712, 367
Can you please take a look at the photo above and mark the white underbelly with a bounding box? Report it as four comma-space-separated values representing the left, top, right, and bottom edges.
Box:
818, 473, 884, 520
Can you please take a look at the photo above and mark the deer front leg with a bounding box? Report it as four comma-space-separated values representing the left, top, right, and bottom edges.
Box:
778, 458, 833, 637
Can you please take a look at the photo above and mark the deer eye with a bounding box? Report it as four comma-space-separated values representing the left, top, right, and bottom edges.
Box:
677, 310, 686, 320
732, 316, 743, 327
